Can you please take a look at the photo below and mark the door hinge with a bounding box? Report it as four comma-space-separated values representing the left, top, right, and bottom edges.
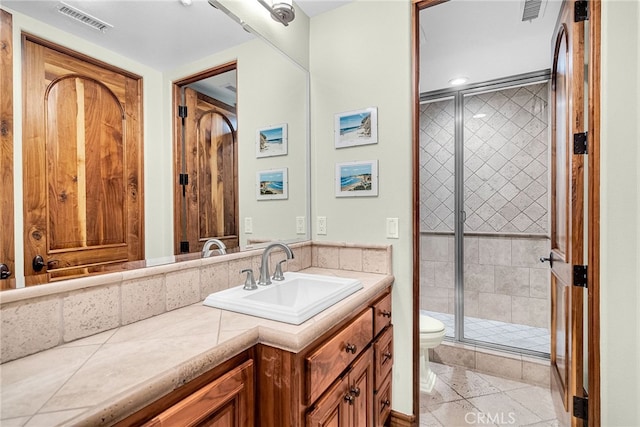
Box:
573, 396, 588, 421
575, 0, 589, 22
178, 105, 188, 118
573, 265, 588, 288
180, 241, 190, 253
574, 132, 588, 154
179, 173, 189, 186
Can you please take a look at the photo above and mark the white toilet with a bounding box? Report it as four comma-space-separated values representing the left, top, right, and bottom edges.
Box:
419, 313, 446, 393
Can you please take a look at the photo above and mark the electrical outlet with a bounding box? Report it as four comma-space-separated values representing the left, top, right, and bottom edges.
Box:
386, 218, 399, 239
244, 217, 253, 234
296, 216, 306, 234
317, 216, 327, 235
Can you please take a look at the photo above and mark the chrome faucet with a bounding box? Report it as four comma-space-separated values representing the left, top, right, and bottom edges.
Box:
258, 242, 294, 286
202, 238, 227, 257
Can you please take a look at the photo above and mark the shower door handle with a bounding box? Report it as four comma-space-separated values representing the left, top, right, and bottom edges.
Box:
539, 252, 553, 268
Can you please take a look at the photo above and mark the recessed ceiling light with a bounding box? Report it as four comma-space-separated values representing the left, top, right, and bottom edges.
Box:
180, 0, 192, 6
448, 77, 469, 86
472, 113, 486, 119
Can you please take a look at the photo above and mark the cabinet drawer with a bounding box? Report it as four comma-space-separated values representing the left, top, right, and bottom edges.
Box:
306, 308, 373, 404
372, 292, 392, 337
374, 325, 393, 390
374, 371, 392, 427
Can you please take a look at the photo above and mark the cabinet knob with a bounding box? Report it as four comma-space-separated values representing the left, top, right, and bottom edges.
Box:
381, 399, 390, 409
344, 393, 355, 405
345, 343, 357, 354
383, 351, 393, 362
380, 310, 392, 318
350, 386, 361, 397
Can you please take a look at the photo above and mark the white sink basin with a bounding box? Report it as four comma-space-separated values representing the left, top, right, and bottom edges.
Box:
203, 272, 363, 325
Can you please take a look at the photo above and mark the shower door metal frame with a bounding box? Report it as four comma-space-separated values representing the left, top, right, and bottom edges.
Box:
421, 69, 552, 357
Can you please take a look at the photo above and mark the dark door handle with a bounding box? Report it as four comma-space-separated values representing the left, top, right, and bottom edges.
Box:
33, 255, 45, 272
0, 263, 10, 279
539, 252, 553, 268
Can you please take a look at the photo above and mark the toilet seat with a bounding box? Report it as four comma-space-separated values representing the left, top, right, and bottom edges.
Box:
420, 314, 445, 334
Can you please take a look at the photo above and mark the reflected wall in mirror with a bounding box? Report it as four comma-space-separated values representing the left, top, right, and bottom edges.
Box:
0, 2, 310, 289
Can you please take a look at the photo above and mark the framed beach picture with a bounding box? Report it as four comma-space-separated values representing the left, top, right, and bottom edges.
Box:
256, 168, 288, 200
256, 123, 288, 158
335, 160, 378, 197
334, 107, 378, 149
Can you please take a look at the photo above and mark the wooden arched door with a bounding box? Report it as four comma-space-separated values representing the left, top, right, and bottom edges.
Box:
549, 1, 586, 425
22, 35, 143, 284
174, 84, 238, 255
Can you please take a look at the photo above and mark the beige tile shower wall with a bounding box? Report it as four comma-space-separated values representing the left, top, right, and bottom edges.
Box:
419, 82, 550, 235
420, 233, 550, 328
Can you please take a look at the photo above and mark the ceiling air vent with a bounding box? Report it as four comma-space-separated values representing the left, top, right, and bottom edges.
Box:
57, 2, 113, 33
522, 0, 544, 21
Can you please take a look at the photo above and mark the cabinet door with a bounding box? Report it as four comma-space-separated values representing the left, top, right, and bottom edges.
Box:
306, 347, 374, 427
144, 360, 254, 427
350, 347, 374, 427
306, 375, 350, 427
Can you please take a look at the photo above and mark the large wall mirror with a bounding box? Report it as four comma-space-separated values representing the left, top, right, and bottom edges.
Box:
0, 0, 310, 288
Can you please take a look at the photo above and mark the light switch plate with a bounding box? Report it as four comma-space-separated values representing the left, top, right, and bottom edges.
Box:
296, 216, 306, 234
317, 216, 327, 235
386, 218, 399, 239
244, 217, 253, 234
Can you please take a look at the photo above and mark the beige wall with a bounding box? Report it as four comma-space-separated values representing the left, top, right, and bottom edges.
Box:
600, 0, 640, 424
309, 0, 413, 415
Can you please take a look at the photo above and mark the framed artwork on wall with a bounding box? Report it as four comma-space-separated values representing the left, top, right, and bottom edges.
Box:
334, 107, 378, 149
256, 123, 288, 158
257, 168, 288, 200
335, 160, 378, 197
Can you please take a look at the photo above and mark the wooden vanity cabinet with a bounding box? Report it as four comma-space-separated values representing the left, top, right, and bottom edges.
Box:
118, 287, 393, 427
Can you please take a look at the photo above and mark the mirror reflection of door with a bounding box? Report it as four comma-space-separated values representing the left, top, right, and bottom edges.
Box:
549, 1, 586, 425
0, 10, 15, 288
173, 63, 239, 255
22, 35, 144, 285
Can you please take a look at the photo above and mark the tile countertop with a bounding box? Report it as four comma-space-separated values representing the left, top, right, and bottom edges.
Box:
0, 268, 393, 427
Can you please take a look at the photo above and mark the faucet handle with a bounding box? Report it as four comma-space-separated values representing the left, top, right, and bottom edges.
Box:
241, 268, 257, 290
272, 260, 287, 281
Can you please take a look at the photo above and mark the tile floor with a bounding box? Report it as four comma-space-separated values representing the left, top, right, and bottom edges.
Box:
420, 362, 560, 427
424, 311, 550, 355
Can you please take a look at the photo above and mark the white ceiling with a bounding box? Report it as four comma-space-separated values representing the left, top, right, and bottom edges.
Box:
3, 0, 563, 93
2, 0, 349, 72
420, 0, 563, 92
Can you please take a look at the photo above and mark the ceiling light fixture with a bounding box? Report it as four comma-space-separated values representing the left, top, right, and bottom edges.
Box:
179, 0, 192, 6
257, 0, 295, 26
448, 77, 469, 86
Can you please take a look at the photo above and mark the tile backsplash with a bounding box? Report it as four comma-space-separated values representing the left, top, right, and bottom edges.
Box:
0, 241, 391, 363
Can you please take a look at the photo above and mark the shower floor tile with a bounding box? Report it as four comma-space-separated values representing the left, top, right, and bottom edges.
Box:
422, 310, 550, 355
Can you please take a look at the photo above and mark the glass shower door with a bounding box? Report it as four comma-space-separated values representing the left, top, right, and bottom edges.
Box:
462, 83, 551, 354
418, 96, 456, 339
